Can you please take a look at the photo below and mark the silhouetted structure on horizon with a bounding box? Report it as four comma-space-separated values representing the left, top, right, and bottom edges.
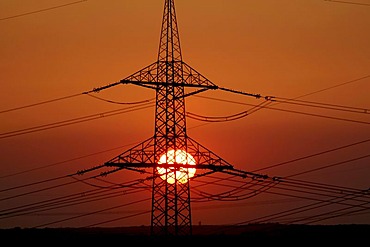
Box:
79, 0, 268, 236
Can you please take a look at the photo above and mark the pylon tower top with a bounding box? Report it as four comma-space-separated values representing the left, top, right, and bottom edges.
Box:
158, 0, 182, 62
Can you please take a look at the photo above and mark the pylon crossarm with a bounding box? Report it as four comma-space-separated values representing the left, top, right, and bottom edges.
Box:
104, 163, 231, 170
85, 78, 156, 94
98, 167, 125, 177
218, 86, 262, 99
105, 162, 156, 169
82, 62, 158, 94
83, 82, 122, 94
102, 137, 156, 164
126, 81, 157, 90
181, 61, 218, 88
76, 164, 106, 176
83, 77, 136, 94
177, 88, 210, 99
187, 137, 235, 168
195, 164, 234, 171
85, 74, 217, 94
122, 60, 218, 88
85, 59, 220, 94
104, 164, 148, 175
191, 170, 218, 180
129, 81, 217, 89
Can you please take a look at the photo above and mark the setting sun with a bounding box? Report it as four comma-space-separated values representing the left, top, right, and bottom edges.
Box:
157, 149, 197, 184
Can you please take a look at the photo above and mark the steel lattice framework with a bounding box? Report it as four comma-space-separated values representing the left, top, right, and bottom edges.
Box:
80, 0, 267, 236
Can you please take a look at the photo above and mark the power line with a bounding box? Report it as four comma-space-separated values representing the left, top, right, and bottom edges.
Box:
0, 93, 83, 114
213, 74, 370, 120
0, 0, 88, 21
0, 102, 154, 139
195, 95, 370, 125
2, 143, 368, 205
262, 104, 370, 124
1, 186, 147, 223
188, 94, 369, 123
85, 93, 155, 105
1, 75, 367, 137
0, 169, 154, 228
324, 0, 370, 7
0, 174, 71, 193
188, 75, 370, 124
0, 177, 81, 203
193, 174, 370, 228
300, 203, 370, 225
285, 154, 370, 178
8, 92, 368, 141
270, 97, 369, 115
5, 127, 365, 181
2, 157, 368, 227
196, 169, 369, 203
252, 138, 370, 173
33, 193, 150, 228
0, 176, 149, 219
0, 141, 144, 179
191, 177, 369, 235
0, 92, 154, 115
187, 101, 272, 123
245, 191, 369, 225
82, 210, 150, 228
292, 75, 370, 99
188, 95, 369, 124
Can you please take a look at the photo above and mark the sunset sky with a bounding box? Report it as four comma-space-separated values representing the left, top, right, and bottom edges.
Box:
0, 0, 369, 229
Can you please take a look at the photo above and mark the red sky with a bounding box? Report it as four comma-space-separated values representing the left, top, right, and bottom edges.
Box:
0, 0, 369, 228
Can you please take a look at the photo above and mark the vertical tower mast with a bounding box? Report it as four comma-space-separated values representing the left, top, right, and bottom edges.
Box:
152, 0, 190, 236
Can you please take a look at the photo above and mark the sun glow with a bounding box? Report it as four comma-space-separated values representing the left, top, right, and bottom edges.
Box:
157, 149, 197, 184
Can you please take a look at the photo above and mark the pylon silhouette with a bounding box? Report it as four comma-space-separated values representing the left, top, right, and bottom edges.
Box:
80, 0, 267, 236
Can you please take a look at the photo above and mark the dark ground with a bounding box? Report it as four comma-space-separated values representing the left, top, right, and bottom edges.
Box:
1, 224, 369, 245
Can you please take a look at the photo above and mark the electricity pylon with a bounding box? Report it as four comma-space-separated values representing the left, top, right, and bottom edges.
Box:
80, 0, 266, 236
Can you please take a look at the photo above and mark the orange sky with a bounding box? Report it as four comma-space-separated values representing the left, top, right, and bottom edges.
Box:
0, 0, 369, 228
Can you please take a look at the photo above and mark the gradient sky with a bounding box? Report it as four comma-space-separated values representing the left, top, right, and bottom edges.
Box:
0, 0, 369, 228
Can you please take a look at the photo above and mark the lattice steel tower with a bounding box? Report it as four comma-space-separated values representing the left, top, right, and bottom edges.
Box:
81, 0, 263, 236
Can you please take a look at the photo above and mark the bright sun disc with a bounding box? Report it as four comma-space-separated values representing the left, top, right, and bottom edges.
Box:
157, 149, 196, 184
